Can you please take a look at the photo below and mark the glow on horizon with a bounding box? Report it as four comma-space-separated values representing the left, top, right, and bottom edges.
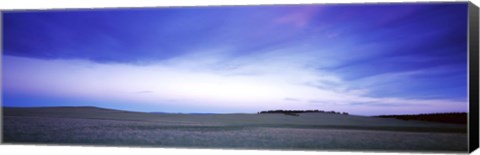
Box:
3, 51, 467, 115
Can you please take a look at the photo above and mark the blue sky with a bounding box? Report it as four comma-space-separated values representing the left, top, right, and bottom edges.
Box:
2, 3, 469, 115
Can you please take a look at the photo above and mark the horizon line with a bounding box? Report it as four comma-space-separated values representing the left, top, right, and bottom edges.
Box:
1, 105, 468, 116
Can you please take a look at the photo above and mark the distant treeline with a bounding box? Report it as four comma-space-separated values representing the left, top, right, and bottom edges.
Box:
376, 112, 467, 124
258, 110, 349, 116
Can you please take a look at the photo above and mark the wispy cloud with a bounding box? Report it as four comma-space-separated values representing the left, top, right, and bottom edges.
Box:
274, 6, 324, 28
135, 91, 154, 94
284, 98, 301, 102
3, 46, 467, 115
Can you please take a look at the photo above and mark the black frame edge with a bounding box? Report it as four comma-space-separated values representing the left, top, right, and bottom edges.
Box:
469, 1, 480, 153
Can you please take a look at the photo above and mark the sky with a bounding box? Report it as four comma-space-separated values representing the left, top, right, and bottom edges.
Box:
2, 3, 469, 115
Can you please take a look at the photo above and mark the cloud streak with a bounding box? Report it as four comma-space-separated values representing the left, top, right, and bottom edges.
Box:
3, 48, 467, 115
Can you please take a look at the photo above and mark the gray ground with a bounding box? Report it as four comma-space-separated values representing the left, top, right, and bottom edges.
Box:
2, 107, 468, 152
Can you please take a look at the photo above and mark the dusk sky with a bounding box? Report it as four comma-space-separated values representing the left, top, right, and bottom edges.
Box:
2, 3, 469, 115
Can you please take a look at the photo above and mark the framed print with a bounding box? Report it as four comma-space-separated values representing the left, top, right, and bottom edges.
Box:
2, 1, 479, 153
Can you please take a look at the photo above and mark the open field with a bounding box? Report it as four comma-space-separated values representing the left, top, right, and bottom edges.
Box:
2, 107, 468, 152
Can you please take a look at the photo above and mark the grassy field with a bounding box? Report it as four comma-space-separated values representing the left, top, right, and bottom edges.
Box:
2, 107, 468, 152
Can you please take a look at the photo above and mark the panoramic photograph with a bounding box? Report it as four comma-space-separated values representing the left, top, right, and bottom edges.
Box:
2, 2, 470, 152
